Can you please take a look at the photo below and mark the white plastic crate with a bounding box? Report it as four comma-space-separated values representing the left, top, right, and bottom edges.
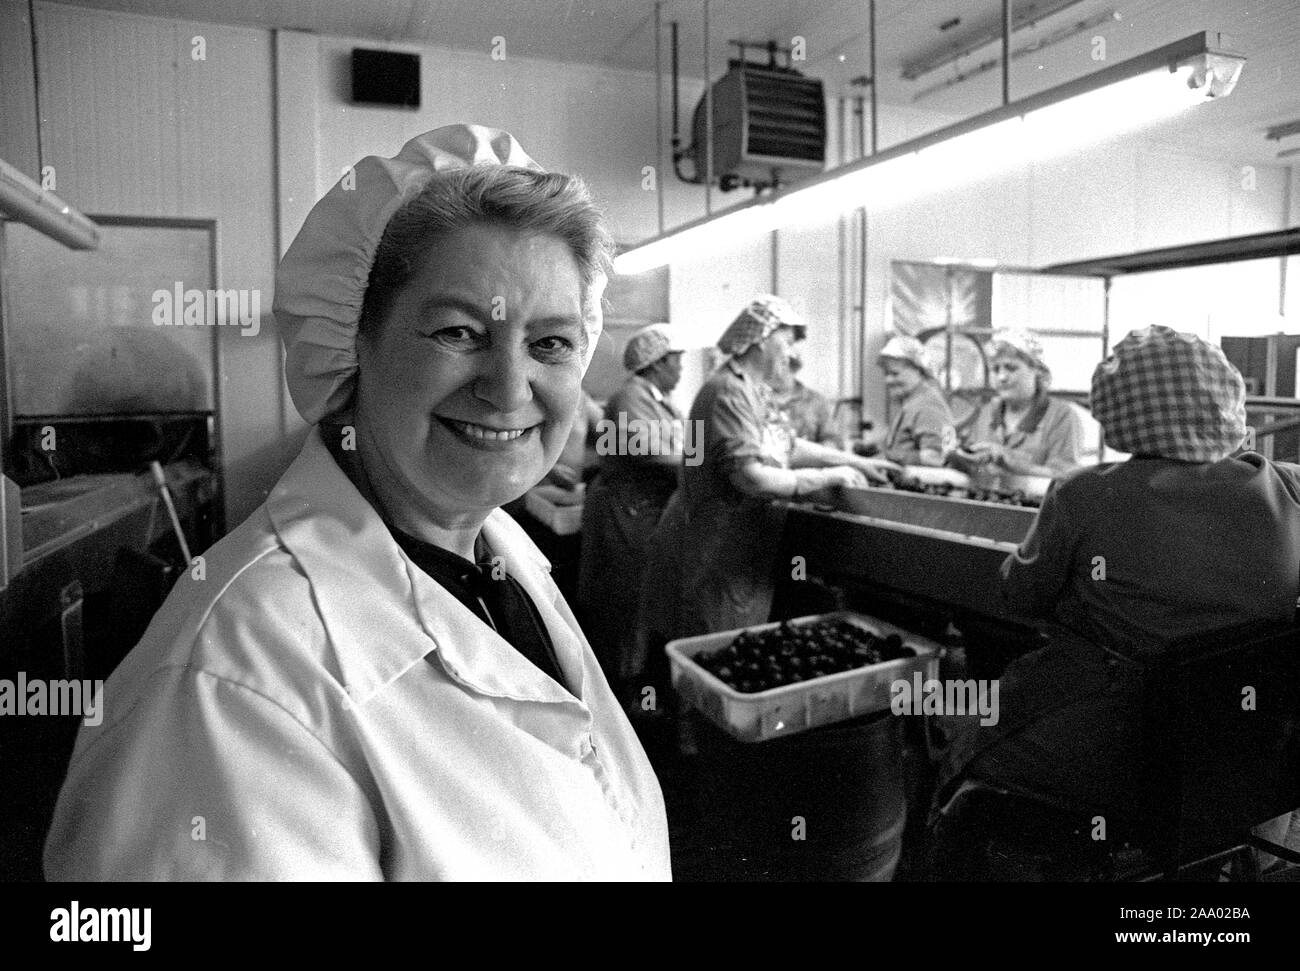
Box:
666, 611, 943, 743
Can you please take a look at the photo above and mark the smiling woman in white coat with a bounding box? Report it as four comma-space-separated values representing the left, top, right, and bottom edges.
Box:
43, 124, 671, 881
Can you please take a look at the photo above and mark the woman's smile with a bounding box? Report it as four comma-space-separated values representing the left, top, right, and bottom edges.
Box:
437, 416, 540, 449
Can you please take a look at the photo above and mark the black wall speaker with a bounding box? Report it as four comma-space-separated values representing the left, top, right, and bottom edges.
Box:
351, 48, 420, 108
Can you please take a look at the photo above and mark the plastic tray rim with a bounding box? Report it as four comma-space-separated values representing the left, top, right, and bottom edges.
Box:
665, 610, 943, 701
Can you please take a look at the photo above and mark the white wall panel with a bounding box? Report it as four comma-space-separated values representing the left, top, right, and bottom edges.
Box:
33, 2, 280, 527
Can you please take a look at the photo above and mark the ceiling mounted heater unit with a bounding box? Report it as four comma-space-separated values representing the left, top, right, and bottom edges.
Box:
691, 63, 827, 189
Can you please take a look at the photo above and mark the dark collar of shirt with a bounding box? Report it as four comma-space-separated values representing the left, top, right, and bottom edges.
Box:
385, 523, 569, 694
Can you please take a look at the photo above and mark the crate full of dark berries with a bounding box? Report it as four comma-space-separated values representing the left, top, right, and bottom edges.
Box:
665, 611, 943, 743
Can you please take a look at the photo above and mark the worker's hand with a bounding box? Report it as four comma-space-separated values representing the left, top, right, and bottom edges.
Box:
545, 463, 582, 490
849, 455, 901, 484
824, 465, 871, 489
793, 465, 867, 500
964, 442, 1002, 466
967, 442, 1034, 474
997, 452, 1036, 475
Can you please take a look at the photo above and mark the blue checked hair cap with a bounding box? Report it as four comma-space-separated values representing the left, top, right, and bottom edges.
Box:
1090, 325, 1247, 462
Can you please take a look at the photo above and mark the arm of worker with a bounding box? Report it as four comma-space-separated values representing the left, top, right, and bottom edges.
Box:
965, 441, 1057, 479
585, 380, 685, 472
999, 478, 1082, 619
885, 442, 947, 468
624, 380, 687, 470
811, 394, 835, 445
707, 379, 867, 497
45, 659, 383, 880
640, 437, 686, 469
970, 406, 1086, 479
728, 459, 869, 501
789, 437, 899, 482
1008, 457, 1058, 478
1039, 404, 1086, 476
884, 441, 919, 465
884, 400, 953, 468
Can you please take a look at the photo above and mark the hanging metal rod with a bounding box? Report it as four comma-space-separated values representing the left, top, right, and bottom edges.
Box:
902, 0, 1086, 81
913, 9, 1119, 103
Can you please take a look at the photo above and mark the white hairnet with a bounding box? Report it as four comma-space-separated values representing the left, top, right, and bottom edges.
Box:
273, 123, 606, 424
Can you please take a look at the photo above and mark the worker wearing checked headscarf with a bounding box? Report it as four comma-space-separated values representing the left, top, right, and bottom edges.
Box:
637, 296, 896, 662
1002, 323, 1300, 646
960, 328, 1085, 479
45, 124, 670, 881
929, 325, 1300, 871
876, 334, 957, 467
577, 324, 685, 696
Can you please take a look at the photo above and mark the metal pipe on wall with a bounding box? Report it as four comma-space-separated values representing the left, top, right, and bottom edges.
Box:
703, 0, 713, 215
858, 1, 878, 428
26, 0, 45, 177
771, 231, 779, 293
1280, 164, 1293, 318
1100, 276, 1111, 461
837, 95, 849, 400
944, 266, 954, 394
1002, 0, 1013, 105
869, 0, 878, 154
858, 91, 870, 429
654, 2, 665, 235
671, 20, 679, 138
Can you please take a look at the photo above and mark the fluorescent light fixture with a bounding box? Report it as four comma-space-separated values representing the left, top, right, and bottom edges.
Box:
0, 156, 100, 250
615, 31, 1244, 275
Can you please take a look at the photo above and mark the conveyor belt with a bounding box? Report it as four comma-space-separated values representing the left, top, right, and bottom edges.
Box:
830, 486, 1038, 546
777, 488, 1044, 627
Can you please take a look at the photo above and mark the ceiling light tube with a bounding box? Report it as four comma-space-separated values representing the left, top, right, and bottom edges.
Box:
614, 31, 1243, 275
0, 157, 100, 250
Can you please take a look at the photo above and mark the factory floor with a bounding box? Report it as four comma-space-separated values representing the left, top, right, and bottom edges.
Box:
644, 707, 1300, 883
0, 714, 78, 881
641, 708, 936, 882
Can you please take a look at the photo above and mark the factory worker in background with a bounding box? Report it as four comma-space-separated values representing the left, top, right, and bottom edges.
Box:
931, 325, 1300, 877
546, 389, 604, 490
875, 334, 956, 467
578, 324, 685, 704
638, 296, 898, 659
771, 342, 836, 444
956, 328, 1084, 480
44, 124, 670, 881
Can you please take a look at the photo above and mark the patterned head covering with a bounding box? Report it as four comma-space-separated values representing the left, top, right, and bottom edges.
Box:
988, 328, 1049, 375
273, 123, 607, 424
878, 334, 935, 381
716, 294, 807, 356
1091, 325, 1247, 462
623, 323, 683, 373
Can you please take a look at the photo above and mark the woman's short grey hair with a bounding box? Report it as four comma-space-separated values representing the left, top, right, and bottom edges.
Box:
359, 165, 615, 339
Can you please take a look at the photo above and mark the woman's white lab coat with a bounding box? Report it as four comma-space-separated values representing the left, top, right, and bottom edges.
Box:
43, 428, 671, 881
